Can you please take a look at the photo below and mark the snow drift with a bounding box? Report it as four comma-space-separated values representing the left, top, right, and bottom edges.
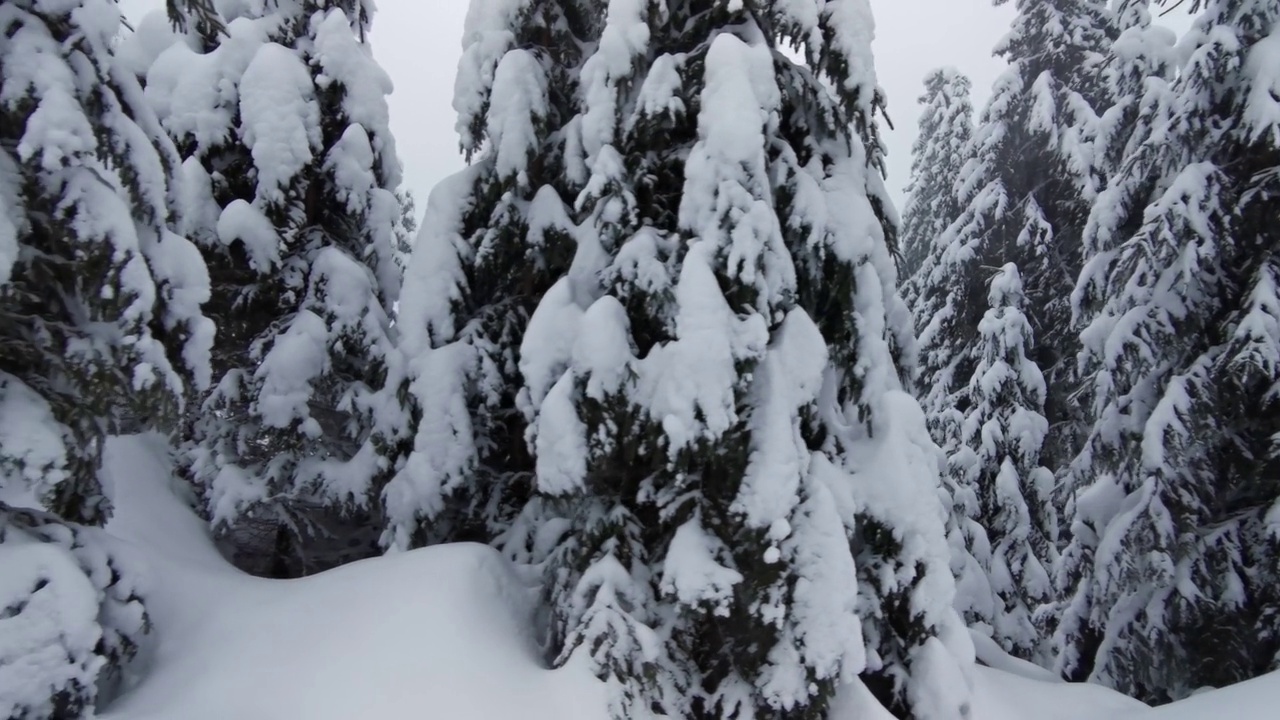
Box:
97, 435, 604, 720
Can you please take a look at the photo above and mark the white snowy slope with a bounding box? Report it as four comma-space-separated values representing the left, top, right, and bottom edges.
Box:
1119, 673, 1280, 720
969, 664, 1146, 720
87, 434, 1270, 720
96, 434, 606, 720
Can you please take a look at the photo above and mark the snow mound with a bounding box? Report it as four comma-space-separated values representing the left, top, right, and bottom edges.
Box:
0, 542, 102, 720
971, 665, 1147, 720
97, 435, 607, 720
1122, 672, 1280, 720
103, 544, 597, 720
970, 629, 1059, 683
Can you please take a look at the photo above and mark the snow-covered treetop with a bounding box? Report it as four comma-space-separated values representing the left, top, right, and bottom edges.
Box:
994, 0, 1112, 72
901, 66, 974, 282
454, 0, 558, 158
988, 262, 1025, 309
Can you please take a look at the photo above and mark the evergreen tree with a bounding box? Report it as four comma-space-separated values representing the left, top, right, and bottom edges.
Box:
901, 70, 984, 617
1056, 0, 1280, 700
400, 1, 971, 718
917, 0, 1113, 477
147, 0, 404, 575
0, 0, 211, 715
948, 264, 1056, 661
385, 0, 590, 550
901, 68, 974, 301
0, 0, 211, 526
904, 68, 976, 465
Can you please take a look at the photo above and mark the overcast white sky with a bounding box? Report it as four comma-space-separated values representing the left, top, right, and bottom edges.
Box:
120, 0, 1029, 209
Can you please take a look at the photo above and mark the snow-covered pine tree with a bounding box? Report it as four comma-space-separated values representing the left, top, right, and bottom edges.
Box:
144, 0, 403, 575
0, 0, 211, 525
1056, 0, 1280, 700
385, 0, 590, 551
901, 68, 974, 300
479, 2, 969, 719
902, 67, 976, 483
917, 0, 1113, 477
948, 264, 1056, 661
0, 0, 212, 715
898, 69, 988, 620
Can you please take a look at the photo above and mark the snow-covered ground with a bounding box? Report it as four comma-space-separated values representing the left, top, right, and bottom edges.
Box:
1121, 673, 1280, 720
93, 435, 1273, 720
98, 434, 603, 720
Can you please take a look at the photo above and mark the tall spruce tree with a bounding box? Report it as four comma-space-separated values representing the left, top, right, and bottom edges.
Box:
947, 264, 1057, 662
385, 0, 590, 551
398, 1, 971, 719
901, 68, 974, 303
0, 0, 211, 525
916, 0, 1113, 475
1056, 0, 1280, 700
901, 70, 989, 628
908, 0, 1113, 670
904, 68, 976, 460
145, 0, 404, 575
0, 0, 213, 715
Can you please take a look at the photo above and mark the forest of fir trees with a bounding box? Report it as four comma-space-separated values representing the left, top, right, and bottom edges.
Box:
0, 0, 1277, 718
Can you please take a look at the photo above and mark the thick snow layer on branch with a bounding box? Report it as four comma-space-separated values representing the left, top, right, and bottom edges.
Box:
734, 309, 827, 528
0, 374, 69, 509
636, 243, 768, 454
216, 199, 280, 271
238, 43, 320, 204
310, 8, 400, 185
454, 0, 533, 151
580, 0, 651, 160
661, 513, 743, 616
487, 48, 548, 182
